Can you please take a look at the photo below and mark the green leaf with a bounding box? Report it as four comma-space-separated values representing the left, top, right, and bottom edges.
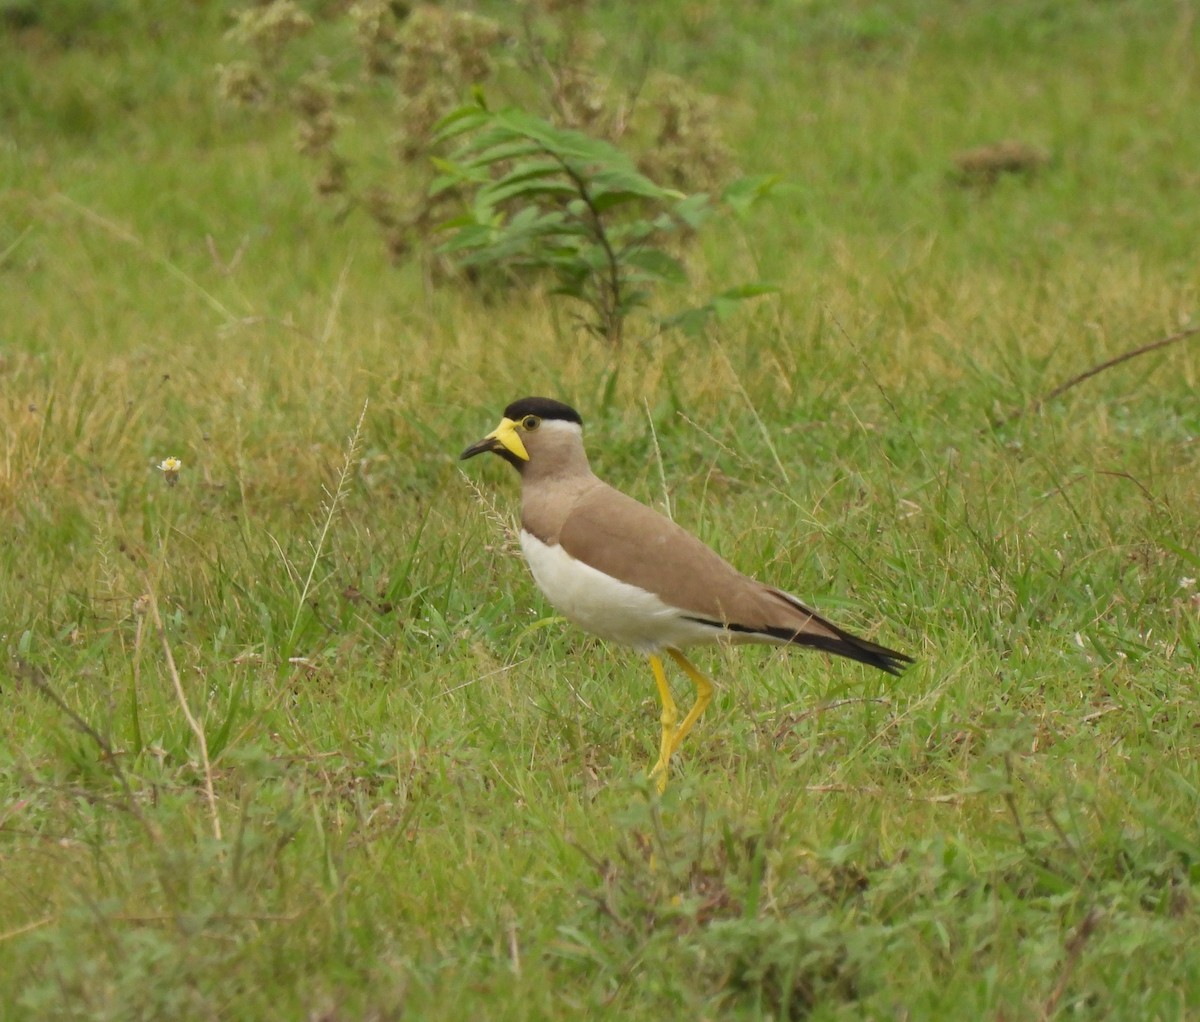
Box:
615, 287, 650, 313
611, 220, 658, 245
506, 205, 566, 231
660, 281, 777, 336
622, 248, 687, 284
708, 282, 779, 320
479, 176, 578, 208
1160, 539, 1200, 571
438, 224, 500, 253
490, 159, 568, 187
428, 158, 490, 196
672, 192, 713, 229
462, 139, 546, 168
492, 109, 631, 166
590, 167, 680, 202
715, 282, 780, 300
720, 174, 781, 217
436, 211, 489, 232
664, 305, 714, 338
550, 279, 588, 300
587, 190, 643, 213
710, 297, 740, 320
431, 104, 492, 144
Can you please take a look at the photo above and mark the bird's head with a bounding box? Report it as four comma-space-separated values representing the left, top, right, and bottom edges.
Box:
460, 397, 585, 472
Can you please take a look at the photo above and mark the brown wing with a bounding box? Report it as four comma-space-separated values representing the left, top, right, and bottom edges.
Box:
555, 482, 911, 674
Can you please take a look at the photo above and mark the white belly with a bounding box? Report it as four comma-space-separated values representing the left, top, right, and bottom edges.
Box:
519, 530, 722, 653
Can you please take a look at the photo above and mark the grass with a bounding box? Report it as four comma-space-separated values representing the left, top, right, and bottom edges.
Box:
2, 0, 1199, 1017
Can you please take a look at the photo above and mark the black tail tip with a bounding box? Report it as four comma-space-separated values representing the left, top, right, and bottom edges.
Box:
875, 649, 915, 677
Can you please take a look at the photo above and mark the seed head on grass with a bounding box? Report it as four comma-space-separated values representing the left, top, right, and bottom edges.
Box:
286, 400, 369, 652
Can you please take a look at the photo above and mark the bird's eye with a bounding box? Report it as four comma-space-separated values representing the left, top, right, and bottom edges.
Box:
521, 415, 541, 431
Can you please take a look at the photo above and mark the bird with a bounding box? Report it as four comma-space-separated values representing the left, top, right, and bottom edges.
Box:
460, 396, 912, 791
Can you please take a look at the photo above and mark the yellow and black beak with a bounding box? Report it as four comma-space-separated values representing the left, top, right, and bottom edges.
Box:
460, 417, 530, 468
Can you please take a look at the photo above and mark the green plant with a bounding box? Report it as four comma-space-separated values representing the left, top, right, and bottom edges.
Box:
432, 100, 768, 344
217, 0, 768, 340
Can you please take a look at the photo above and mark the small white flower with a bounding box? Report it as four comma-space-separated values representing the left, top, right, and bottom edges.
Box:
158, 456, 182, 486
1180, 577, 1197, 590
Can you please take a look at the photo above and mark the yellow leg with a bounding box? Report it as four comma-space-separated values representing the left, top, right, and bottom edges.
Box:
665, 649, 714, 761
647, 654, 678, 793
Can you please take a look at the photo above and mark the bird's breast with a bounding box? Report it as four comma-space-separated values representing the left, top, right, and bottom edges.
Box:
518, 530, 723, 653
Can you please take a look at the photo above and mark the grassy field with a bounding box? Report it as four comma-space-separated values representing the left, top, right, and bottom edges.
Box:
2, 0, 1199, 1017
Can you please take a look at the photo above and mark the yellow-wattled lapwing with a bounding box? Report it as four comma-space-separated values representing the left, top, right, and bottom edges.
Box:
461, 397, 912, 790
